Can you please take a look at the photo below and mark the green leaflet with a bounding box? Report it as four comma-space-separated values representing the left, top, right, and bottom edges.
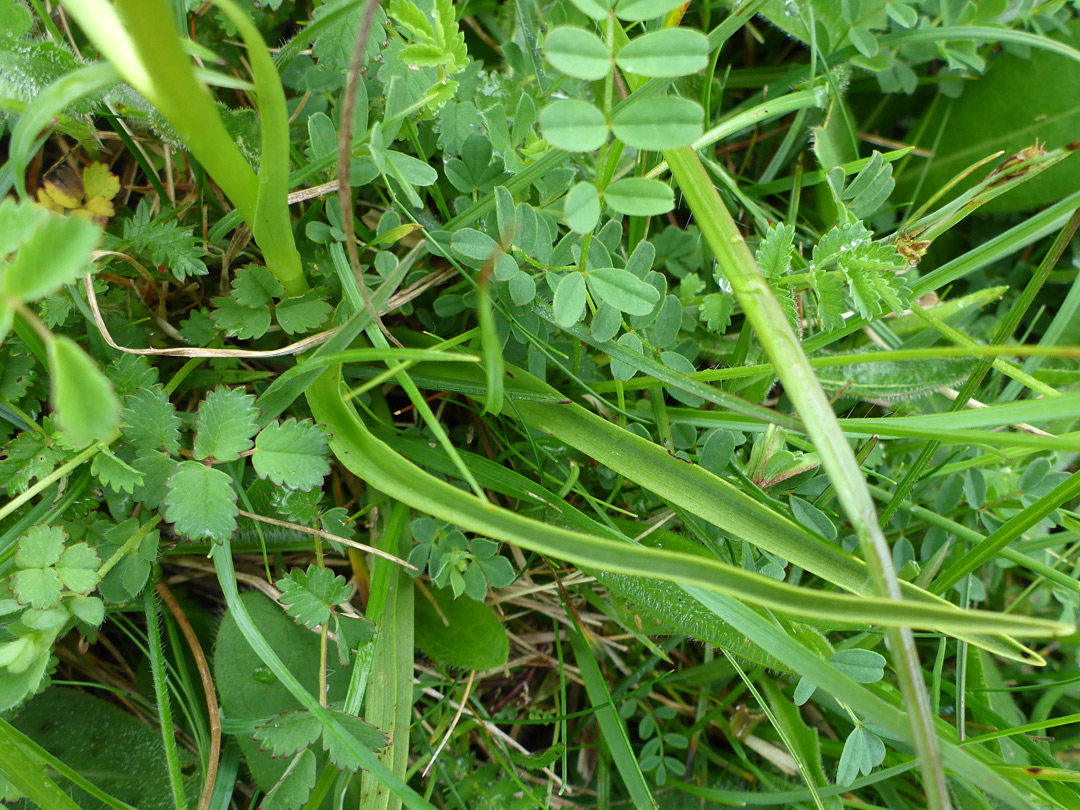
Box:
305, 367, 1067, 642
810, 351, 975, 400
591, 529, 790, 672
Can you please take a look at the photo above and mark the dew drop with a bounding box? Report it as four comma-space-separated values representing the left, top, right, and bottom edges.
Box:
252, 665, 275, 684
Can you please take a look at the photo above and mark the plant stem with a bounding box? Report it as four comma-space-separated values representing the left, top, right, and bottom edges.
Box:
663, 145, 949, 809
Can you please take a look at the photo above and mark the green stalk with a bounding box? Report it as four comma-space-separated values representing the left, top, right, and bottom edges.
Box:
61, 0, 307, 295
144, 587, 188, 810
663, 146, 948, 808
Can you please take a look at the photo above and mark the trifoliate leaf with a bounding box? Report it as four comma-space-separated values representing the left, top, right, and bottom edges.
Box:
122, 386, 181, 454
253, 708, 323, 758
48, 336, 121, 447
193, 387, 259, 462
91, 451, 145, 494
276, 565, 351, 630
252, 419, 330, 491
276, 291, 332, 335
586, 267, 660, 316
232, 265, 284, 308
321, 708, 388, 772
163, 461, 238, 541
837, 725, 886, 785
56, 543, 101, 593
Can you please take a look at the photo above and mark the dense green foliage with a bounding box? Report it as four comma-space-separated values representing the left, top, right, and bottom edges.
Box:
2, 0, 1080, 808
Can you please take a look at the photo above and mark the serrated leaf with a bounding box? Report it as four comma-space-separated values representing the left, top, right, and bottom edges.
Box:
253, 709, 323, 758
812, 222, 872, 270
4, 213, 99, 301
232, 265, 284, 308
840, 243, 910, 319
122, 199, 208, 281
48, 336, 121, 447
586, 268, 660, 315
56, 543, 100, 593
91, 451, 145, 494
131, 450, 177, 510
700, 292, 733, 333
755, 223, 795, 278
211, 297, 272, 340
106, 354, 158, 397
545, 26, 610, 81
540, 100, 608, 153
13, 567, 61, 608
252, 419, 330, 491
611, 96, 703, 151
163, 461, 238, 541
810, 267, 846, 330
123, 386, 181, 454
388, 0, 433, 41
841, 151, 894, 219
14, 526, 65, 570
276, 291, 332, 335
277, 565, 352, 630
193, 387, 259, 462
615, 29, 708, 78
321, 709, 389, 772
603, 178, 674, 216
262, 750, 316, 810
0, 350, 35, 401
